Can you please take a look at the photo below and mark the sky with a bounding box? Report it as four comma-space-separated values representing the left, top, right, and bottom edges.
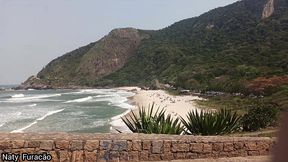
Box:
0, 0, 238, 85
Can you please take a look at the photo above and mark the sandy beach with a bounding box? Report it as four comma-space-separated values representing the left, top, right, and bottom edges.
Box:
111, 87, 204, 132
132, 89, 204, 119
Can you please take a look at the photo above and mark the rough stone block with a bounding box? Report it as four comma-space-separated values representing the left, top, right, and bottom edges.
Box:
212, 143, 223, 152
259, 149, 269, 155
149, 154, 161, 161
119, 152, 129, 161
139, 151, 149, 161
132, 140, 141, 151
142, 140, 151, 150
190, 143, 203, 153
152, 140, 163, 154
163, 140, 171, 152
100, 140, 112, 150
112, 140, 127, 151
55, 140, 70, 150
59, 150, 71, 162
219, 151, 229, 157
229, 151, 240, 157
49, 151, 59, 162
27, 140, 40, 148
172, 142, 189, 152
248, 150, 260, 156
245, 142, 258, 151
237, 150, 248, 157
11, 140, 25, 149
71, 151, 84, 162
70, 140, 83, 151
186, 153, 198, 159
257, 141, 269, 150
198, 153, 212, 159
175, 152, 186, 159
203, 144, 212, 153
127, 141, 132, 151
23, 148, 35, 154
234, 142, 244, 149
223, 143, 234, 152
110, 151, 120, 160
161, 152, 174, 160
85, 151, 97, 162
0, 140, 12, 150
40, 140, 54, 150
211, 151, 219, 158
84, 140, 99, 151
130, 151, 139, 161
99, 150, 110, 161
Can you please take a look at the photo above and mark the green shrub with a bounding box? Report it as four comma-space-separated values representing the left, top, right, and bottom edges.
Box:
242, 103, 280, 131
121, 103, 183, 134
181, 109, 242, 135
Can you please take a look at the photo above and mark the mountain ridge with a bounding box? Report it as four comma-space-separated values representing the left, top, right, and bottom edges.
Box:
21, 0, 288, 94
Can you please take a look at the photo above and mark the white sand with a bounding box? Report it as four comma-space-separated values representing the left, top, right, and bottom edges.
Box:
132, 89, 204, 119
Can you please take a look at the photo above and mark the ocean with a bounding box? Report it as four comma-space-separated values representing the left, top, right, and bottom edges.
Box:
0, 86, 134, 133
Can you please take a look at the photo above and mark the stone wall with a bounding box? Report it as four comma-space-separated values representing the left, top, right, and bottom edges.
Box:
0, 133, 275, 162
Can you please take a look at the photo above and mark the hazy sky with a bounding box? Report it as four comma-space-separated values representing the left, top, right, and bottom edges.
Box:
0, 0, 238, 85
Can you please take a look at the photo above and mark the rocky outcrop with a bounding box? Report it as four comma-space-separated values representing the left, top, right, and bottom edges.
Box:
17, 76, 52, 90
76, 28, 148, 80
262, 0, 275, 19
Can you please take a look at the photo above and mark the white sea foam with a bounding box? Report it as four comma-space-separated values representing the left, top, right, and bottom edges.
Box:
14, 112, 22, 116
6, 94, 61, 103
109, 90, 135, 132
0, 123, 5, 128
92, 120, 107, 127
28, 104, 37, 107
65, 96, 93, 103
11, 94, 24, 98
95, 94, 115, 98
36, 109, 64, 121
10, 109, 65, 133
110, 109, 133, 132
73, 89, 116, 95
94, 93, 134, 109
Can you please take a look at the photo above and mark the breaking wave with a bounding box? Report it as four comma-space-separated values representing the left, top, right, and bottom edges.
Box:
10, 109, 65, 133
65, 96, 93, 103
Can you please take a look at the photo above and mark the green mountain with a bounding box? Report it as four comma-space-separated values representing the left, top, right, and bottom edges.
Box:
22, 0, 288, 95
21, 28, 152, 89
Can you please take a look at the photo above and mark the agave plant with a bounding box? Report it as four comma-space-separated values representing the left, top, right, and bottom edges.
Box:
121, 103, 183, 134
181, 109, 242, 135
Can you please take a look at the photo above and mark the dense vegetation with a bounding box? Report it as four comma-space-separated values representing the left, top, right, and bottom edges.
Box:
100, 0, 288, 95
122, 104, 280, 135
242, 102, 279, 131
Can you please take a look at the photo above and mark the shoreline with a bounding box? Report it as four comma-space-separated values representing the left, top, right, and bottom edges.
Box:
109, 87, 140, 133
110, 87, 205, 133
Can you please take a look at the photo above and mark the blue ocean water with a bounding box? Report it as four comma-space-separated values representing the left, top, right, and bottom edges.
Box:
0, 87, 134, 133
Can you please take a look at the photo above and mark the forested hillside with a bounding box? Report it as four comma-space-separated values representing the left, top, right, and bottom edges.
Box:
22, 0, 288, 107
101, 0, 288, 94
